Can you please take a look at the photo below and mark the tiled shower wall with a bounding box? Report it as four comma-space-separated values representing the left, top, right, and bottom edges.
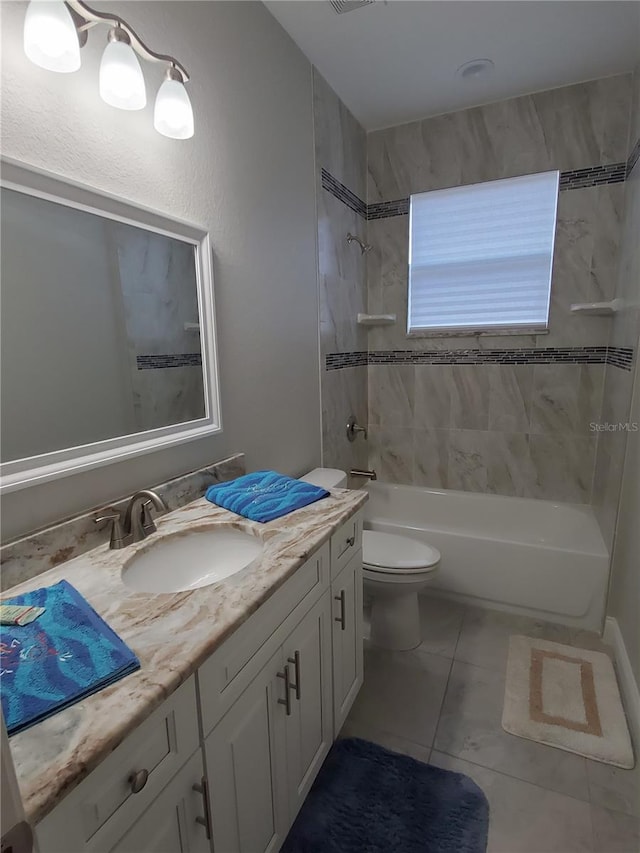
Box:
361, 75, 633, 502
593, 64, 640, 549
313, 70, 369, 473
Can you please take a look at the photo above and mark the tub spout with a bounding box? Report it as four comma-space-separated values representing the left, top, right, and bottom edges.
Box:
349, 468, 377, 481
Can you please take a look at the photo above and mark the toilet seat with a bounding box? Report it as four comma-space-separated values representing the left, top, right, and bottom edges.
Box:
362, 530, 440, 575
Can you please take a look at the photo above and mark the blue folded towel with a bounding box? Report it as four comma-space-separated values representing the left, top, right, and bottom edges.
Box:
205, 470, 330, 523
0, 580, 140, 735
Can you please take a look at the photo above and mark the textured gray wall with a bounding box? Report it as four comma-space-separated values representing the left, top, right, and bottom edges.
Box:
0, 1, 320, 540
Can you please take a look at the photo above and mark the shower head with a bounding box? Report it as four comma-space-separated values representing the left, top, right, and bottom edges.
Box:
346, 233, 372, 255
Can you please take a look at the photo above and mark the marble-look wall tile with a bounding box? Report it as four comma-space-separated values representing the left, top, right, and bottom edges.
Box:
414, 365, 452, 428
321, 366, 368, 473
590, 185, 625, 304
450, 365, 490, 430
313, 69, 366, 199
368, 364, 414, 426
314, 69, 368, 476
367, 76, 631, 201
448, 429, 490, 492
529, 433, 596, 502
485, 432, 534, 497
364, 74, 631, 502
539, 363, 583, 434
488, 365, 533, 432
413, 428, 449, 488
593, 64, 640, 548
368, 424, 413, 484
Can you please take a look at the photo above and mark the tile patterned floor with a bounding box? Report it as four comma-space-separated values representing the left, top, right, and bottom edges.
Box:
343, 597, 640, 853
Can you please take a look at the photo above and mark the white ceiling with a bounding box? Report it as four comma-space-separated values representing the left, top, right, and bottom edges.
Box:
264, 1, 640, 130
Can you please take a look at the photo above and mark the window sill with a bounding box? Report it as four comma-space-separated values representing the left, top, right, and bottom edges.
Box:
406, 327, 549, 339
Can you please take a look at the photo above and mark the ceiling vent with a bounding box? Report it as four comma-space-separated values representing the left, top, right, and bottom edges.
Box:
329, 1, 375, 14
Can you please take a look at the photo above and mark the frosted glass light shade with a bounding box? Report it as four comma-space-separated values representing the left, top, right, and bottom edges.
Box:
23, 0, 81, 73
99, 39, 146, 110
154, 78, 194, 139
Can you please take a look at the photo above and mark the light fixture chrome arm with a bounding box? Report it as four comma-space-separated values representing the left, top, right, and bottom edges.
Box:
65, 0, 190, 81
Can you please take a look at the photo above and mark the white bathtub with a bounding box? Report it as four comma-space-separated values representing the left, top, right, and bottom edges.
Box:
363, 482, 610, 631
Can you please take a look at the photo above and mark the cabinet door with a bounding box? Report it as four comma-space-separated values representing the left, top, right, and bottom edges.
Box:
109, 751, 209, 853
331, 550, 363, 734
204, 650, 288, 853
282, 593, 333, 821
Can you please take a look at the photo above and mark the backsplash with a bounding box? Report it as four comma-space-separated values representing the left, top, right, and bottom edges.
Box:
0, 453, 245, 591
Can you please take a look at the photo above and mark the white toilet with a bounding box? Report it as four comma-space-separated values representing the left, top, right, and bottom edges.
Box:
301, 468, 441, 651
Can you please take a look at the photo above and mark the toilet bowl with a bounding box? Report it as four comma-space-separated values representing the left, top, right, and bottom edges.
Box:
363, 530, 440, 651
300, 468, 441, 652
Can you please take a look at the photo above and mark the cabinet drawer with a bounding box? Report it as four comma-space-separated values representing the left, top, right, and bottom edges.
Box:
36, 678, 199, 853
330, 511, 362, 579
108, 750, 209, 853
198, 544, 329, 737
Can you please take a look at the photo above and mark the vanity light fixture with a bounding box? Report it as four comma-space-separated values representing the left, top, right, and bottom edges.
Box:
23, 1, 81, 73
22, 0, 193, 138
99, 27, 146, 111
154, 67, 194, 140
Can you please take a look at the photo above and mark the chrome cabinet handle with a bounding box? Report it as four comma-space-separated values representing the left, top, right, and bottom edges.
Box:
128, 768, 149, 794
192, 777, 213, 840
277, 664, 292, 715
287, 650, 301, 701
334, 590, 346, 630
345, 535, 355, 547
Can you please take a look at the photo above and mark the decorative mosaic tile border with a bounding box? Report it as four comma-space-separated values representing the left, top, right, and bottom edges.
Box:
325, 351, 368, 369
628, 137, 640, 177
607, 346, 635, 370
322, 154, 633, 222
368, 347, 611, 366
320, 169, 367, 218
367, 198, 409, 220
326, 346, 635, 371
559, 162, 626, 190
136, 353, 202, 370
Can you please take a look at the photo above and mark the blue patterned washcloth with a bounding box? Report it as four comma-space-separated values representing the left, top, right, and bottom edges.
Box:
205, 470, 330, 523
0, 580, 140, 735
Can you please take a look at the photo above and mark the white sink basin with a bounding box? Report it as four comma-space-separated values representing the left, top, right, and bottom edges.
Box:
122, 526, 264, 593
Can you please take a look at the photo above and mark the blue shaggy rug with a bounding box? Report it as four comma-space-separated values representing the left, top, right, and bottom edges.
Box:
281, 738, 489, 853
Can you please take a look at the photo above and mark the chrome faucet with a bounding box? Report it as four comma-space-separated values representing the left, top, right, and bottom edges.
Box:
95, 490, 168, 550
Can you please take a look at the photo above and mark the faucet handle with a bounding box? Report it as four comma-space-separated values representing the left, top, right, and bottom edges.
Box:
94, 508, 131, 550
346, 416, 368, 443
140, 500, 159, 536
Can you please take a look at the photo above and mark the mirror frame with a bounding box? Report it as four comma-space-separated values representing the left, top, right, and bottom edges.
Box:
0, 157, 222, 494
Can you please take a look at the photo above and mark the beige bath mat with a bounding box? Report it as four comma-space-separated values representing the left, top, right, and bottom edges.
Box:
502, 635, 634, 768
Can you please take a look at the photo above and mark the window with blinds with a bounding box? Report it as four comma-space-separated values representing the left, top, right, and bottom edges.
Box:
407, 171, 559, 334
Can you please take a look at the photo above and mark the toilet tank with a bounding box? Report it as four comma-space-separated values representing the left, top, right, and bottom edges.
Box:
300, 467, 347, 490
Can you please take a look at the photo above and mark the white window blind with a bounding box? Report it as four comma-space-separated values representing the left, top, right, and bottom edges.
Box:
408, 171, 559, 334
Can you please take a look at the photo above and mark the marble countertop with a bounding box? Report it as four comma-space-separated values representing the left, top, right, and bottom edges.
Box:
3, 488, 367, 824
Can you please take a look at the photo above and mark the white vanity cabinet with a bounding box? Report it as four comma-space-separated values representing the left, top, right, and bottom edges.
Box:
34, 510, 363, 853
203, 593, 333, 853
331, 549, 364, 735
108, 751, 210, 853
36, 678, 202, 853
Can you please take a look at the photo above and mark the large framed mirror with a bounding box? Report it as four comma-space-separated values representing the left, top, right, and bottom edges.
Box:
0, 158, 221, 493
